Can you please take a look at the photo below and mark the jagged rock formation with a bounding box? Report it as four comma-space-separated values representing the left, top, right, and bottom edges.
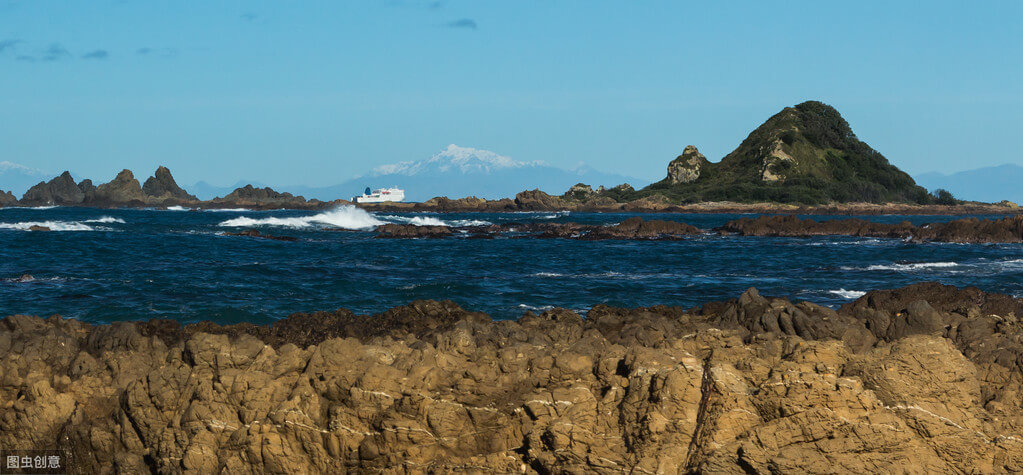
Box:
18, 168, 201, 207
4, 284, 1023, 472
94, 169, 146, 205
142, 166, 198, 203
19, 171, 89, 205
666, 145, 709, 184
0, 189, 16, 206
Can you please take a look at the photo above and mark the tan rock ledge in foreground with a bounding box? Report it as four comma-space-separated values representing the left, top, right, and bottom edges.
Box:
3, 282, 1023, 472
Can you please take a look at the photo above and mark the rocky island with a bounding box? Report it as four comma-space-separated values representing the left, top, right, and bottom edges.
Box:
4, 283, 1023, 472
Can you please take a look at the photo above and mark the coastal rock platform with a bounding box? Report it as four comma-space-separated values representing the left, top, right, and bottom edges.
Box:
4, 283, 1023, 472
370, 215, 1023, 244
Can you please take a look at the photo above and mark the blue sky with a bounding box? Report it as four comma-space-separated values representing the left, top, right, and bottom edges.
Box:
1, 0, 1020, 187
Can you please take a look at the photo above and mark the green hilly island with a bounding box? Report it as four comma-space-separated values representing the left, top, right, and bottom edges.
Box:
595, 100, 934, 205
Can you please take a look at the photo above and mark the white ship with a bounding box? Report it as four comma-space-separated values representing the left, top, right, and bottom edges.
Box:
353, 187, 405, 203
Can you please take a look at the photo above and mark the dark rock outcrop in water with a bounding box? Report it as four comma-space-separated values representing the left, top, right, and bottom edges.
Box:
210, 184, 323, 209
371, 215, 1023, 243
374, 217, 702, 240
222, 229, 298, 242
0, 189, 16, 206
20, 171, 88, 205
719, 214, 1023, 243
142, 166, 198, 203
94, 169, 146, 206
5, 284, 1023, 472
375, 223, 453, 238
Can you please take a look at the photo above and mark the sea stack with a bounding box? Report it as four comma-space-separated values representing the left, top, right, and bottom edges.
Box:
0, 190, 17, 207
142, 166, 199, 203
20, 171, 88, 206
94, 169, 146, 205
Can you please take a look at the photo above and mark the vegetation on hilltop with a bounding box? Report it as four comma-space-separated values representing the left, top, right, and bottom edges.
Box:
589, 101, 935, 205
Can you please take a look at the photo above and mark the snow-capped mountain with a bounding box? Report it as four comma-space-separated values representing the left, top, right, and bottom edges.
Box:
371, 144, 546, 176
287, 144, 644, 202
0, 161, 51, 196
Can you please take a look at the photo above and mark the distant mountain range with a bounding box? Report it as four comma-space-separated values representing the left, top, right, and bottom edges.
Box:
0, 161, 51, 196
914, 165, 1023, 204
0, 146, 642, 202
188, 144, 643, 201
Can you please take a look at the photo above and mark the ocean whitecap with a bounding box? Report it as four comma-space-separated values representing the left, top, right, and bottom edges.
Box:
0, 220, 97, 231
219, 206, 385, 230
828, 289, 867, 299
85, 216, 126, 224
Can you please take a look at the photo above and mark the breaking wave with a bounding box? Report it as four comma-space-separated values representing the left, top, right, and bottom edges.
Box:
382, 215, 493, 227
165, 206, 190, 211
0, 221, 98, 231
842, 261, 959, 272
219, 206, 385, 230
85, 216, 125, 224
828, 289, 867, 299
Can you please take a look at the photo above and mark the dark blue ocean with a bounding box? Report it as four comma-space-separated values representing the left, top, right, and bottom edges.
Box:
1, 206, 1021, 324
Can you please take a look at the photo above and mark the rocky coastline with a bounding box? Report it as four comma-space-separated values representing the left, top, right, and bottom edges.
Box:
2, 168, 1019, 214
719, 214, 1023, 243
356, 189, 1020, 215
365, 215, 1023, 244
4, 283, 1023, 472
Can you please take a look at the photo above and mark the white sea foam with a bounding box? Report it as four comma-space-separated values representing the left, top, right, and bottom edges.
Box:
829, 289, 867, 299
0, 220, 97, 231
841, 261, 959, 272
85, 216, 125, 224
406, 216, 447, 226
531, 271, 628, 278
219, 206, 385, 230
165, 205, 190, 211
537, 211, 571, 220
381, 215, 493, 227
865, 262, 958, 271
202, 208, 250, 212
518, 303, 555, 312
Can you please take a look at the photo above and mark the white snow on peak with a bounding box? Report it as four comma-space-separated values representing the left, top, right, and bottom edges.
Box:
372, 144, 547, 176
0, 161, 46, 175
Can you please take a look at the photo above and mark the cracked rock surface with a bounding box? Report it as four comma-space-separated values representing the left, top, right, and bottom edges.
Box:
3, 283, 1023, 473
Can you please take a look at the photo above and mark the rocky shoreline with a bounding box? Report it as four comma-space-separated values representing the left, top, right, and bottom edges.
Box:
3, 166, 1020, 214
358, 189, 1021, 216
4, 283, 1023, 472
364, 215, 1023, 244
